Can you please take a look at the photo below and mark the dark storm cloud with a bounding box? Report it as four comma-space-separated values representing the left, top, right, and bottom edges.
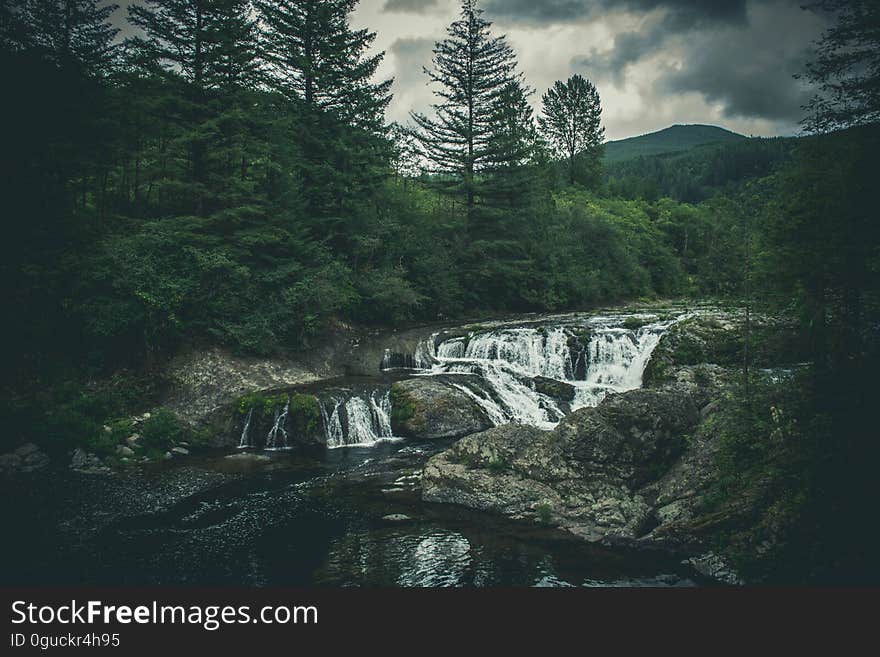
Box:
576, 29, 664, 85
383, 0, 441, 12
660, 25, 816, 122
563, 0, 828, 125
483, 0, 750, 26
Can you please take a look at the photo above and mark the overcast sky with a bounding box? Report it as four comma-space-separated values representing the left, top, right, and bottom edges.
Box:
113, 0, 831, 141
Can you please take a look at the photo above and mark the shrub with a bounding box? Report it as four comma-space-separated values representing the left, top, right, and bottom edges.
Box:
140, 409, 182, 451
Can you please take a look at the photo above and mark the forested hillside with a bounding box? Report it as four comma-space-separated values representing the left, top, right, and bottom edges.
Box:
603, 124, 747, 163
605, 136, 798, 202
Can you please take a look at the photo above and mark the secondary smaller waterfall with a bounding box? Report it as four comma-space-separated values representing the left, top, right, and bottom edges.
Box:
266, 398, 290, 450
238, 408, 254, 449
318, 390, 394, 448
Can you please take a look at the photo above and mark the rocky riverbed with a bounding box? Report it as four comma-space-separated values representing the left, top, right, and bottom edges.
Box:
0, 303, 807, 586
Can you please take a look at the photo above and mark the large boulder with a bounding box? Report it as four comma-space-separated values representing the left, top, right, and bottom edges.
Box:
530, 376, 576, 403
422, 387, 701, 543
556, 388, 699, 487
390, 378, 492, 440
643, 311, 807, 388
422, 423, 653, 541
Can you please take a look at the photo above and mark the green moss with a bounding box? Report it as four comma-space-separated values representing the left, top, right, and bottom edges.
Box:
623, 316, 649, 330
289, 393, 320, 438
237, 392, 289, 417
238, 392, 266, 415
389, 385, 416, 428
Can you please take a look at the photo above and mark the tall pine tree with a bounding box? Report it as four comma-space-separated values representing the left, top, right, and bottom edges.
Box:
410, 0, 520, 225
22, 0, 119, 76
256, 0, 391, 132
256, 0, 393, 247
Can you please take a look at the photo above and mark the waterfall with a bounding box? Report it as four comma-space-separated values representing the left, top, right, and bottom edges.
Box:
573, 324, 667, 408
266, 398, 290, 450
420, 315, 676, 429
238, 408, 254, 449
318, 390, 395, 448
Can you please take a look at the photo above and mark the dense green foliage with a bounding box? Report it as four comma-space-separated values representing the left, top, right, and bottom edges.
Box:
540, 74, 604, 186
0, 0, 702, 392
606, 136, 797, 203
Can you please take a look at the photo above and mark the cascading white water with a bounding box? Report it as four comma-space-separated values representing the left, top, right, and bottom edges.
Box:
238, 313, 677, 451
265, 398, 290, 450
238, 408, 254, 449
573, 325, 666, 408
420, 315, 677, 429
319, 390, 395, 448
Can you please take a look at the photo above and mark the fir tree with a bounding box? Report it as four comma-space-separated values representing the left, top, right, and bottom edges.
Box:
410, 0, 520, 220
22, 0, 119, 76
127, 0, 258, 91
539, 74, 604, 186
800, 0, 880, 132
256, 0, 391, 132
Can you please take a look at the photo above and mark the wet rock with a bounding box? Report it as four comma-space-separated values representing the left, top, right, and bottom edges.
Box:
171, 446, 190, 456
70, 448, 89, 469
390, 378, 492, 440
126, 434, 140, 448
224, 453, 271, 463
422, 387, 702, 544
530, 376, 576, 402
8, 443, 50, 472
684, 552, 744, 586
381, 514, 412, 523
70, 448, 109, 474
0, 453, 22, 474
116, 445, 135, 457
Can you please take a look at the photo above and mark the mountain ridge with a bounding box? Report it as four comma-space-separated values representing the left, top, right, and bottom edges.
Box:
604, 124, 748, 163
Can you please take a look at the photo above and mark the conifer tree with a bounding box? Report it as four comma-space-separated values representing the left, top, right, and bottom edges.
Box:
22, 0, 119, 76
539, 74, 604, 186
128, 0, 258, 91
483, 80, 540, 210
256, 0, 391, 132
410, 0, 521, 220
800, 0, 880, 132
206, 0, 261, 92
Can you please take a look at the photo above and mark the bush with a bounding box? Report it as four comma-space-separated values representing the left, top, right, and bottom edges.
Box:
140, 409, 182, 451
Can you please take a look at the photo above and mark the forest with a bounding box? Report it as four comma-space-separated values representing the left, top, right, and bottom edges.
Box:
0, 0, 878, 584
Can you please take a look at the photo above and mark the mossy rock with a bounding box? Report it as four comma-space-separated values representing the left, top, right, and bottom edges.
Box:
390, 378, 491, 440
